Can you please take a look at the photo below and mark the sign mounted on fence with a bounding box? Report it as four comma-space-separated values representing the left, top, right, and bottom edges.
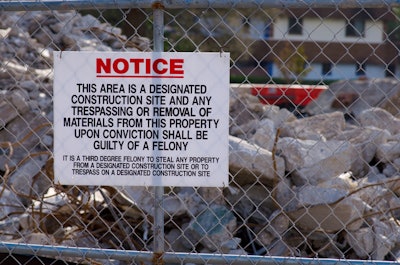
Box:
53, 51, 229, 187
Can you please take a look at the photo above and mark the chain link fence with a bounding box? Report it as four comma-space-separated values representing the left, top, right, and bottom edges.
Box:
0, 1, 399, 264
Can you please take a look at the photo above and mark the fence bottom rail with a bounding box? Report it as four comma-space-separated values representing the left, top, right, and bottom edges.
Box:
0, 242, 398, 265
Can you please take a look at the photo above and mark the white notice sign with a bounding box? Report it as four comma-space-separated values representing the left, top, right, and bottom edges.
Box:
53, 51, 229, 187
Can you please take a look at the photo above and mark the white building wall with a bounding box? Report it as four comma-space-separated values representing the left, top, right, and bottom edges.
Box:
364, 64, 386, 78
270, 62, 387, 80
247, 19, 271, 39
273, 16, 384, 43
245, 14, 393, 81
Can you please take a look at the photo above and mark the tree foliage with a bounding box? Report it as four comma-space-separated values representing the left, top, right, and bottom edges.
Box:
275, 42, 311, 82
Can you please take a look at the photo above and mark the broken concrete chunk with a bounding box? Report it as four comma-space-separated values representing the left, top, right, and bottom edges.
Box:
275, 178, 297, 211
372, 218, 400, 260
287, 195, 366, 232
0, 186, 25, 220
317, 172, 357, 190
14, 232, 56, 245
267, 210, 290, 237
229, 119, 260, 139
8, 89, 31, 114
0, 112, 51, 170
296, 185, 348, 207
304, 78, 400, 118
346, 217, 400, 260
225, 184, 276, 223
376, 140, 400, 163
229, 86, 266, 129
254, 227, 274, 246
229, 135, 285, 186
117, 186, 189, 218
277, 137, 356, 185
165, 228, 193, 252
280, 111, 346, 140
220, 237, 242, 253
162, 196, 188, 217
250, 119, 277, 151
0, 89, 31, 127
116, 186, 154, 216
262, 105, 297, 128
0, 100, 18, 128
334, 127, 389, 177
198, 187, 225, 206
359, 108, 400, 135
282, 179, 352, 213
346, 227, 374, 258
8, 154, 50, 198
187, 205, 237, 251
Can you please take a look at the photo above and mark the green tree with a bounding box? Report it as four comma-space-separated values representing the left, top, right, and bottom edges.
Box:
275, 42, 311, 83
387, 7, 400, 43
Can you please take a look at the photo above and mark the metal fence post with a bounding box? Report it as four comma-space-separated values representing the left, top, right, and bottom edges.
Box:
152, 3, 165, 265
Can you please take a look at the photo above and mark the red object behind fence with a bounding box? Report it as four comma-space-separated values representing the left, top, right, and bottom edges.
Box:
232, 84, 328, 107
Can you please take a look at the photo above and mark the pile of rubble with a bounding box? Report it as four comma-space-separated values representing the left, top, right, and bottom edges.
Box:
0, 8, 154, 258
304, 78, 400, 119
0, 9, 399, 264
229, 86, 400, 259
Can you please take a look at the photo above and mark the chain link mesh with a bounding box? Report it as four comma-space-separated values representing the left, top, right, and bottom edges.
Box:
0, 1, 399, 264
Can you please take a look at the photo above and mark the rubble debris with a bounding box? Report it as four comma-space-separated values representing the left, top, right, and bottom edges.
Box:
359, 107, 400, 135
304, 78, 400, 118
287, 194, 366, 232
280, 111, 346, 140
229, 86, 400, 259
333, 126, 388, 177
186, 205, 237, 252
277, 137, 356, 185
229, 135, 285, 186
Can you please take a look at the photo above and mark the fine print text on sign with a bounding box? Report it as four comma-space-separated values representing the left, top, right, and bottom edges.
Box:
53, 51, 229, 187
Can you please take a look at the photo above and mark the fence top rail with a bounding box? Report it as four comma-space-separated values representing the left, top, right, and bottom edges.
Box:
1, 0, 399, 11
